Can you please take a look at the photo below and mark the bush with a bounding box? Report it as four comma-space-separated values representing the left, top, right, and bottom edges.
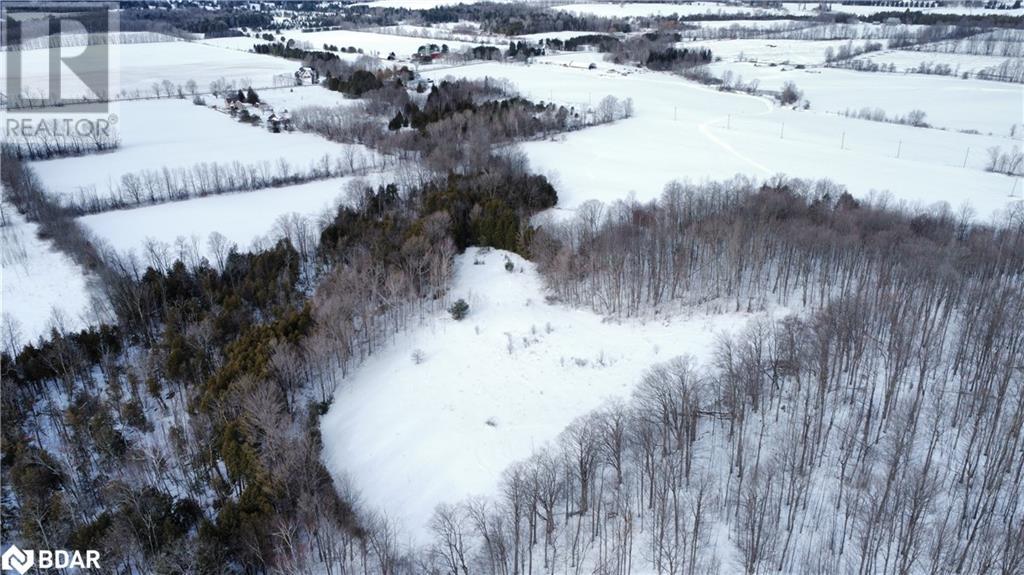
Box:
779, 81, 802, 106
505, 260, 515, 272
449, 299, 469, 321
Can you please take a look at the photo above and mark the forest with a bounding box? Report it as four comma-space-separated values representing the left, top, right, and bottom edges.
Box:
4, 150, 1022, 572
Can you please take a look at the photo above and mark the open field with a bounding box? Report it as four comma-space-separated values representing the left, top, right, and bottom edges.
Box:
1, 202, 97, 348
203, 28, 501, 59
423, 55, 1021, 218
554, 2, 811, 17
321, 247, 760, 543
78, 176, 375, 260
689, 38, 871, 65
705, 60, 1021, 135
30, 99, 380, 206
253, 84, 364, 109
1, 40, 298, 101
849, 49, 1021, 76
825, 3, 1024, 17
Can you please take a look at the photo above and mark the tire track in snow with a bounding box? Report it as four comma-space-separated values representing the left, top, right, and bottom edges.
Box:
697, 91, 776, 176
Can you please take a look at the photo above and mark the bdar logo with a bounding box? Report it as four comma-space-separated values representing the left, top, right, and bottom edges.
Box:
1, 545, 33, 575
1, 545, 99, 573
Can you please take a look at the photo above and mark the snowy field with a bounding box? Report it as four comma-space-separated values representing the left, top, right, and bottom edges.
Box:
30, 99, 379, 205
849, 49, 1020, 76
689, 18, 805, 29
689, 38, 870, 65
554, 2, 810, 17
705, 60, 1021, 135
826, 3, 1024, 17
352, 0, 513, 7
320, 247, 759, 542
2, 41, 297, 101
9, 31, 184, 51
254, 84, 364, 109
423, 56, 1021, 219
78, 176, 373, 260
1, 203, 96, 349
203, 29, 499, 59
375, 24, 509, 45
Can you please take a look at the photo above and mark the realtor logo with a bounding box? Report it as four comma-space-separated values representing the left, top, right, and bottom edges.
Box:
1, 545, 33, 575
2, 1, 119, 113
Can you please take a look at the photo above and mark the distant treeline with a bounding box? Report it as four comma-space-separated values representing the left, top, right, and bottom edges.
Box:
857, 9, 1024, 26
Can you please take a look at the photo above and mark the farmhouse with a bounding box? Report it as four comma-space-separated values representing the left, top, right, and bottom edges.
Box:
295, 66, 319, 85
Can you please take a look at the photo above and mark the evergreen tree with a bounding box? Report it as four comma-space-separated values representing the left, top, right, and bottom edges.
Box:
448, 299, 469, 321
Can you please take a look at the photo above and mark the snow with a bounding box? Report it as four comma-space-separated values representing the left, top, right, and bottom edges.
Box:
515, 31, 618, 42
421, 57, 1020, 219
30, 99, 379, 204
704, 60, 1022, 135
320, 247, 759, 542
10, 31, 184, 51
375, 24, 509, 45
1, 202, 96, 349
255, 84, 365, 109
353, 0, 514, 7
827, 3, 1024, 17
689, 18, 806, 29
3, 41, 299, 101
849, 49, 1020, 75
554, 2, 811, 18
77, 176, 375, 260
204, 29, 500, 59
687, 38, 871, 65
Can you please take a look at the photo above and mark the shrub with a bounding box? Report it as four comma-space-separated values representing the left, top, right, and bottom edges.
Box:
779, 81, 802, 106
449, 299, 469, 321
505, 260, 514, 272
411, 349, 426, 364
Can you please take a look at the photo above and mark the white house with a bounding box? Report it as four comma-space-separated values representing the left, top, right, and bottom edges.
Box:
295, 66, 319, 85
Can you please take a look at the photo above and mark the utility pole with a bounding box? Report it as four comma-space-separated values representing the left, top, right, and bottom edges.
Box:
896, 140, 902, 159
963, 147, 970, 168
841, 132, 846, 150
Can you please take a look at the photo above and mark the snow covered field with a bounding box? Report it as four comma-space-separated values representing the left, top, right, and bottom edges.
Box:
689, 18, 805, 29
31, 99, 379, 205
320, 247, 759, 542
352, 0, 513, 7
254, 84, 364, 109
705, 60, 1021, 135
3, 40, 297, 101
424, 56, 1021, 219
826, 3, 1024, 17
554, 2, 809, 18
79, 176, 371, 260
689, 38, 869, 65
851, 49, 1022, 76
1, 203, 96, 349
204, 29, 499, 59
